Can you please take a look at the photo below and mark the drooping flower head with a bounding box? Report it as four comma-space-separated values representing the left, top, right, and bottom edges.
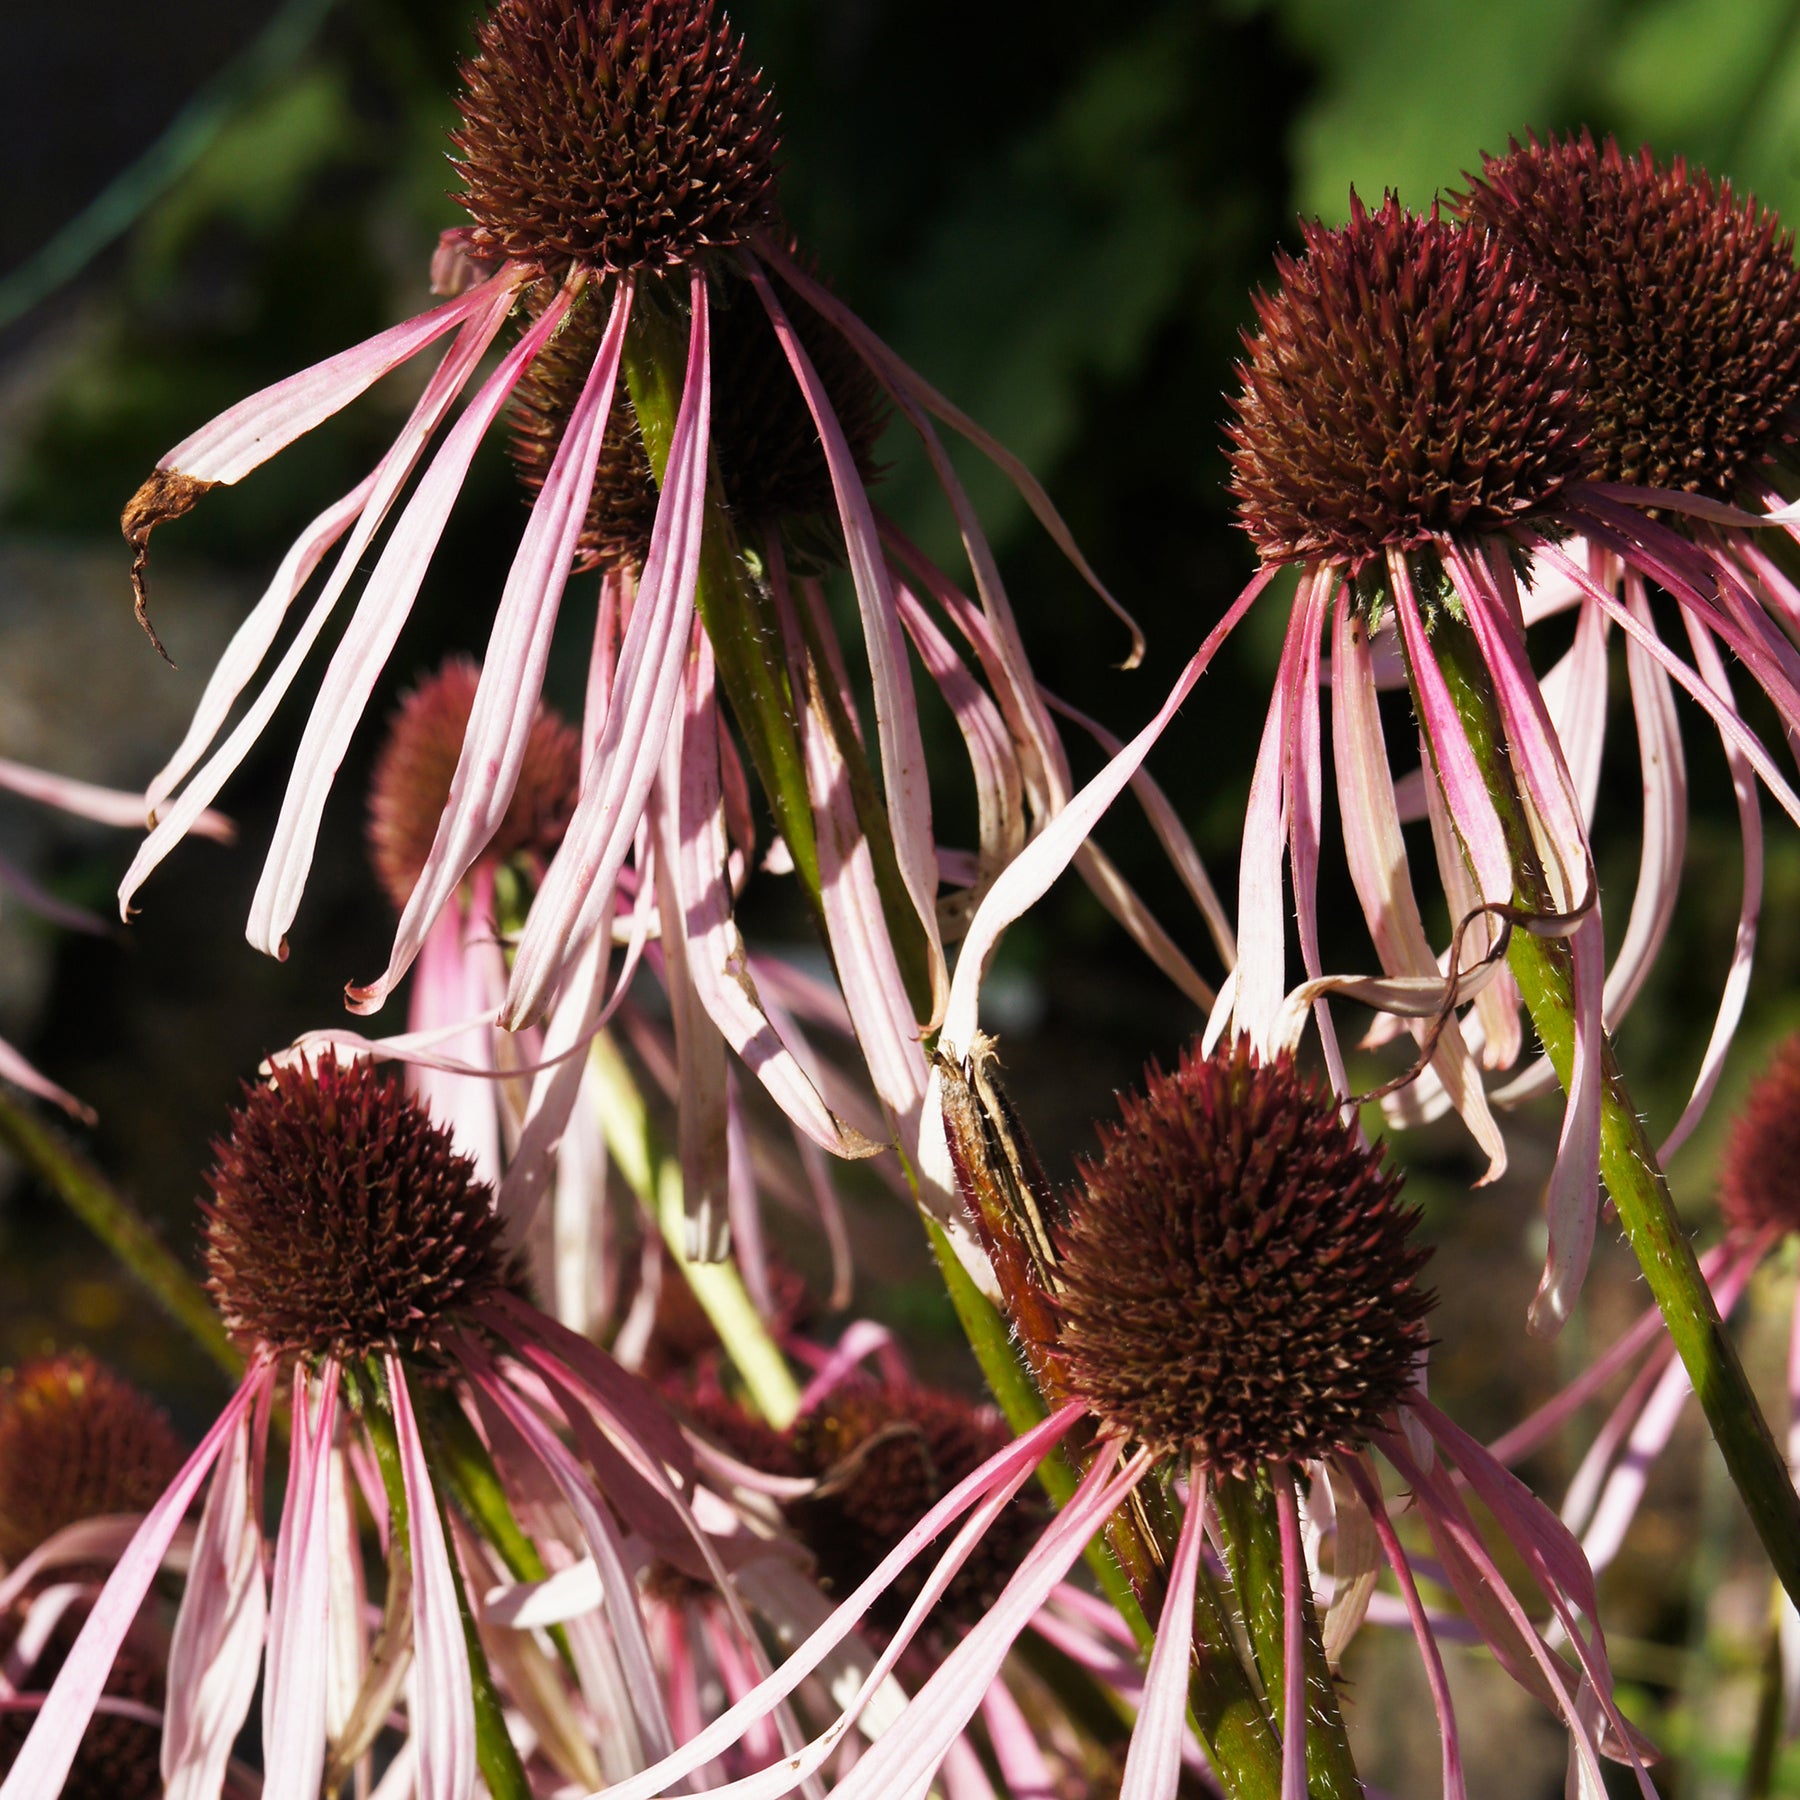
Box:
1055, 1040, 1430, 1471
3, 1055, 775, 1800
600, 1038, 1650, 1800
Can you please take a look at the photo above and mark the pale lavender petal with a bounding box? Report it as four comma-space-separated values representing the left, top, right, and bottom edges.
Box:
795, 1322, 907, 1414
163, 270, 523, 484
0, 1033, 95, 1123
163, 1396, 267, 1800
245, 290, 574, 958
351, 282, 634, 1012
120, 281, 516, 920
752, 266, 946, 1023
980, 1679, 1055, 1800
262, 1362, 340, 1800
1534, 600, 1609, 828
386, 1358, 476, 1800
940, 569, 1271, 1056
0, 758, 224, 842
145, 479, 375, 816
1276, 1469, 1308, 1800
0, 1363, 267, 1800
502, 274, 711, 1028
1118, 1462, 1206, 1800
758, 241, 1145, 667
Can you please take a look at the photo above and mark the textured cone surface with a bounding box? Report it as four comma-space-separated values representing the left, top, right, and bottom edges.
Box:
0, 1353, 184, 1564
1458, 131, 1800, 504
1228, 193, 1587, 571
507, 269, 887, 573
785, 1382, 1043, 1639
452, 0, 780, 274
367, 655, 580, 911
0, 1616, 162, 1800
1718, 1030, 1800, 1238
1056, 1038, 1432, 1472
204, 1054, 506, 1362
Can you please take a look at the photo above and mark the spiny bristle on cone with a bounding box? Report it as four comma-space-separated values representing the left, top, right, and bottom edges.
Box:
1718, 1031, 1800, 1239
203, 1053, 507, 1364
1457, 131, 1800, 505
1055, 1037, 1432, 1474
1227, 193, 1588, 571
784, 1383, 1043, 1639
451, 0, 781, 275
0, 1354, 184, 1564
506, 270, 887, 574
367, 656, 580, 912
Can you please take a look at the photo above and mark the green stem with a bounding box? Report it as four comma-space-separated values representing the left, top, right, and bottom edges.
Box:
1429, 614, 1800, 1605
1743, 1596, 1784, 1800
1212, 1469, 1361, 1800
925, 1219, 1288, 1800
0, 1086, 238, 1377
589, 1032, 802, 1427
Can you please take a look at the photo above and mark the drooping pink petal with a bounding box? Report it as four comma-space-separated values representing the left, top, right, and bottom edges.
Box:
1118, 1462, 1206, 1800
120, 281, 517, 920
1342, 1456, 1466, 1800
663, 629, 876, 1160
162, 1394, 267, 1800
1388, 550, 1512, 903
385, 1357, 476, 1800
1528, 912, 1605, 1337
502, 274, 712, 1029
0, 759, 224, 843
940, 570, 1272, 1056
980, 1677, 1056, 1800
1330, 594, 1505, 1179
262, 1362, 341, 1800
245, 289, 575, 959
0, 1033, 95, 1123
794, 1322, 907, 1414
145, 479, 376, 816
1274, 1468, 1309, 1800
162, 270, 524, 484
350, 282, 634, 1013
1534, 599, 1609, 828
0, 1361, 268, 1800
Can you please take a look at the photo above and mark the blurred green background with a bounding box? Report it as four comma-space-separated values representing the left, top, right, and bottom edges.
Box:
6, 0, 1800, 1792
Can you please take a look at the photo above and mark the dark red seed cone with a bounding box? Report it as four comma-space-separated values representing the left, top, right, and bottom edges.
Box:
1457, 131, 1800, 506
1228, 192, 1588, 572
203, 1053, 507, 1363
1055, 1037, 1432, 1474
451, 0, 781, 276
367, 656, 580, 913
1718, 1031, 1800, 1239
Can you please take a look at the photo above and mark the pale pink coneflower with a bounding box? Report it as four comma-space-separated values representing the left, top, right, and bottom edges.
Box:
581, 1038, 1652, 1800
113, 0, 1192, 1259
0, 1053, 779, 1800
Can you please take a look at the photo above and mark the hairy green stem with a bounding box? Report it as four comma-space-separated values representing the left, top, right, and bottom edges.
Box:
0, 1086, 238, 1376
1429, 614, 1800, 1605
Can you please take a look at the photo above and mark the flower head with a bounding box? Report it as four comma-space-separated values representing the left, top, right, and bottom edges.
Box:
451, 0, 780, 275
1458, 130, 1800, 504
1718, 1029, 1800, 1239
1229, 193, 1588, 570
1056, 1039, 1430, 1471
0, 1355, 183, 1566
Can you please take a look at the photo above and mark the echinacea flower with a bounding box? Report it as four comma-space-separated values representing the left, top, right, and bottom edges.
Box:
582, 1038, 1652, 1800
0, 1054, 774, 1800
0, 1354, 188, 1800
114, 0, 1184, 1254
1449, 131, 1800, 1161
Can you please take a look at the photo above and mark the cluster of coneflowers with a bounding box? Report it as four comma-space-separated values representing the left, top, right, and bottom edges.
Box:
5, 0, 1800, 1794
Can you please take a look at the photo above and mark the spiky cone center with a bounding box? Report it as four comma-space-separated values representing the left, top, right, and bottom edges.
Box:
0, 1354, 184, 1565
0, 1614, 162, 1800
451, 0, 781, 276
1227, 193, 1589, 573
1054, 1039, 1432, 1475
1458, 132, 1800, 506
203, 1054, 507, 1364
1718, 1031, 1800, 1238
784, 1383, 1044, 1639
506, 269, 887, 574
368, 656, 579, 912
